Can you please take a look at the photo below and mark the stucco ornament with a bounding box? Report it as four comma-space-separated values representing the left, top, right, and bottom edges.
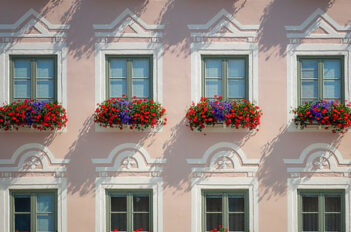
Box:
122, 156, 137, 169
25, 156, 42, 170
313, 156, 330, 170
216, 156, 232, 169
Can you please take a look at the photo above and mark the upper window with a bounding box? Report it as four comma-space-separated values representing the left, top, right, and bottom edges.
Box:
298, 190, 345, 232
106, 56, 153, 100
10, 190, 57, 232
297, 56, 344, 105
202, 190, 249, 232
106, 190, 152, 232
10, 56, 57, 102
202, 56, 248, 101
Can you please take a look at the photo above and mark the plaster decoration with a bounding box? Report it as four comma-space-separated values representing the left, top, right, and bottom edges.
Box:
285, 8, 351, 39
24, 156, 42, 170
188, 9, 259, 39
0, 9, 69, 38
94, 8, 164, 38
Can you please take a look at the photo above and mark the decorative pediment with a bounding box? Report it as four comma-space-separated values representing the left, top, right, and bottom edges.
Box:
187, 9, 259, 40
0, 9, 69, 38
93, 8, 164, 39
285, 8, 351, 39
284, 143, 351, 176
92, 143, 166, 177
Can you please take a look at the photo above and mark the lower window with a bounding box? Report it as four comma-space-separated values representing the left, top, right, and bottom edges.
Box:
106, 190, 152, 232
298, 189, 345, 232
202, 190, 249, 232
10, 189, 57, 232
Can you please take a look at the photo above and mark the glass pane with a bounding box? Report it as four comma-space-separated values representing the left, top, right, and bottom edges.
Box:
301, 60, 318, 79
323, 80, 341, 99
37, 194, 54, 213
110, 59, 126, 78
133, 213, 150, 231
229, 196, 244, 212
110, 79, 127, 98
15, 214, 31, 231
132, 60, 149, 78
205, 60, 222, 78
228, 80, 245, 99
228, 59, 245, 78
325, 213, 341, 231
14, 80, 31, 98
324, 60, 341, 79
229, 213, 245, 231
301, 80, 318, 99
206, 213, 222, 231
132, 79, 149, 98
37, 59, 54, 78
325, 196, 341, 212
206, 195, 222, 212
302, 196, 318, 212
205, 80, 222, 98
15, 195, 31, 212
302, 213, 319, 231
111, 213, 127, 231
133, 195, 149, 212
37, 214, 54, 231
111, 196, 127, 212
14, 59, 31, 78
37, 80, 54, 98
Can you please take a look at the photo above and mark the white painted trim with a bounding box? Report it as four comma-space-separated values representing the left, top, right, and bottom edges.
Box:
191, 177, 259, 232
0, 43, 68, 109
287, 177, 351, 232
95, 177, 163, 232
190, 42, 259, 104
0, 177, 68, 232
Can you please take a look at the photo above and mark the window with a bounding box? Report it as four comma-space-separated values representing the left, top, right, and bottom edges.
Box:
297, 56, 344, 105
10, 56, 57, 102
202, 190, 249, 232
10, 190, 57, 232
106, 190, 152, 232
202, 56, 248, 100
298, 190, 345, 232
106, 56, 153, 100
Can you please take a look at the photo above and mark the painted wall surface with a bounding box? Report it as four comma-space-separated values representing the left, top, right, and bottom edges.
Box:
0, 0, 350, 231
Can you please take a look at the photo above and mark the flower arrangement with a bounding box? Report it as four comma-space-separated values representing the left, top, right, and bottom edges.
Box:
94, 96, 167, 130
0, 100, 67, 131
293, 100, 351, 133
186, 96, 262, 132
113, 229, 150, 232
210, 225, 228, 232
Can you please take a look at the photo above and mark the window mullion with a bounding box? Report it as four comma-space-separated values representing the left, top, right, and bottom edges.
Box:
128, 193, 133, 232
127, 59, 133, 100
31, 193, 36, 232
31, 58, 37, 100
223, 193, 228, 230
222, 59, 227, 100
319, 193, 324, 232
318, 59, 323, 101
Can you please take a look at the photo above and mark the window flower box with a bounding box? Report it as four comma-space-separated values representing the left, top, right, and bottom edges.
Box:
94, 97, 167, 131
0, 100, 67, 131
292, 101, 351, 133
186, 96, 262, 132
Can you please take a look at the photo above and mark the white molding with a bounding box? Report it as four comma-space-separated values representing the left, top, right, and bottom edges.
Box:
287, 177, 351, 232
191, 177, 259, 232
95, 177, 163, 232
0, 43, 68, 109
0, 9, 69, 38
0, 177, 68, 232
190, 42, 259, 104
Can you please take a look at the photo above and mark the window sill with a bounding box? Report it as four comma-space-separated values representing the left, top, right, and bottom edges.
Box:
0, 127, 66, 133
95, 124, 163, 133
191, 124, 253, 133
287, 123, 348, 133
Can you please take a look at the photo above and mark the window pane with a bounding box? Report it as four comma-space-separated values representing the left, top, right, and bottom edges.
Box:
206, 213, 222, 231
37, 80, 54, 98
205, 80, 222, 98
324, 60, 341, 79
111, 196, 127, 212
323, 80, 341, 99
325, 196, 341, 212
205, 60, 222, 78
110, 79, 127, 98
111, 213, 127, 231
229, 213, 245, 231
15, 214, 31, 231
37, 214, 54, 232
301, 80, 318, 99
132, 60, 149, 78
228, 59, 245, 78
14, 80, 31, 98
15, 195, 31, 212
301, 60, 318, 79
110, 59, 126, 78
133, 213, 150, 231
37, 194, 54, 213
132, 79, 149, 98
37, 59, 54, 79
206, 195, 222, 212
325, 214, 341, 231
228, 80, 245, 99
14, 60, 31, 78
133, 195, 149, 212
229, 196, 245, 212
302, 214, 319, 231
302, 196, 318, 212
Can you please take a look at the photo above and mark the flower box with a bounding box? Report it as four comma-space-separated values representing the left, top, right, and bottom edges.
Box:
186, 96, 262, 132
94, 97, 167, 131
0, 100, 68, 131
